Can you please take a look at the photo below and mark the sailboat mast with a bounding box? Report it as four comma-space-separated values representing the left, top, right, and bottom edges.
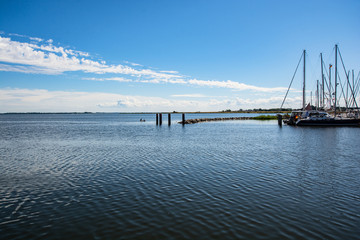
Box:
321, 53, 324, 108
303, 50, 306, 110
352, 70, 355, 108
317, 80, 319, 109
334, 44, 338, 116
329, 64, 332, 109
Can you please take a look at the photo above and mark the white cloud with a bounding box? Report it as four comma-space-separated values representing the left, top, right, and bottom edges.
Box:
0, 88, 192, 112
0, 63, 55, 74
160, 70, 179, 74
82, 75, 287, 92
0, 35, 183, 81
188, 79, 288, 92
9, 33, 43, 42
124, 60, 142, 66
0, 88, 300, 113
8, 33, 27, 38
29, 37, 43, 42
0, 33, 291, 94
171, 94, 208, 98
82, 75, 189, 84
83, 77, 132, 82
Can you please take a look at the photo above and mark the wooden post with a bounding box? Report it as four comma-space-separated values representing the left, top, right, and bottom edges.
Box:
168, 113, 171, 126
159, 113, 162, 125
277, 114, 282, 126
156, 114, 159, 125
182, 113, 185, 125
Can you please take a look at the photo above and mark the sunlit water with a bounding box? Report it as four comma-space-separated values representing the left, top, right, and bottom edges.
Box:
0, 113, 359, 239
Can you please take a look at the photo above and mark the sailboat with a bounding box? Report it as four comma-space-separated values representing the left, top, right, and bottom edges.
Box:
282, 46, 360, 127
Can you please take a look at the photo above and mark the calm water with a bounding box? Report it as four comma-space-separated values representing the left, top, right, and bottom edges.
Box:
0, 113, 359, 239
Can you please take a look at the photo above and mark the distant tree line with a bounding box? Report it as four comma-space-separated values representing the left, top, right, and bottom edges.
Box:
221, 108, 293, 113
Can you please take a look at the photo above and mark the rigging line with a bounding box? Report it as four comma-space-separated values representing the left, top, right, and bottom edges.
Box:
323, 74, 332, 105
350, 72, 360, 107
356, 75, 360, 96
324, 46, 335, 65
323, 62, 333, 92
355, 72, 360, 99
322, 60, 334, 105
324, 46, 335, 92
345, 70, 348, 108
337, 73, 348, 109
351, 71, 360, 99
355, 74, 360, 95
355, 86, 360, 103
280, 52, 303, 109
308, 55, 321, 93
337, 46, 348, 75
308, 53, 320, 85
354, 71, 360, 94
349, 72, 360, 107
338, 47, 358, 109
322, 60, 333, 93
349, 87, 360, 108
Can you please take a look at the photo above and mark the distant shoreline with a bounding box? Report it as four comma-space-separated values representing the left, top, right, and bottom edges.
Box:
0, 110, 291, 115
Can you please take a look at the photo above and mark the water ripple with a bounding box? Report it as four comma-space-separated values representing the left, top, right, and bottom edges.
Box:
0, 114, 359, 239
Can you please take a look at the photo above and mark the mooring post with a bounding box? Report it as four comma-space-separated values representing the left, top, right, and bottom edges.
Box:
182, 113, 185, 125
277, 114, 282, 127
168, 113, 171, 126
156, 113, 159, 125
159, 113, 162, 125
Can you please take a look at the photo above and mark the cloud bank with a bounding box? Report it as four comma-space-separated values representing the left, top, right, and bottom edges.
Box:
0, 35, 182, 80
0, 33, 287, 93
0, 88, 300, 113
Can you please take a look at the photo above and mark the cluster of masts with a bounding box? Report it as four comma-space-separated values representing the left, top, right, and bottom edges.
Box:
282, 44, 359, 115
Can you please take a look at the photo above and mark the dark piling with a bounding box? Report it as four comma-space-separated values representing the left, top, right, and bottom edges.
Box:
277, 114, 282, 126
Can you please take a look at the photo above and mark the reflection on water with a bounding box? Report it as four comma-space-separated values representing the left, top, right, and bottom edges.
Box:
0, 113, 359, 239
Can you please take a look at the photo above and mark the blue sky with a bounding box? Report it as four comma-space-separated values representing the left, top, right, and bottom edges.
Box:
0, 0, 359, 112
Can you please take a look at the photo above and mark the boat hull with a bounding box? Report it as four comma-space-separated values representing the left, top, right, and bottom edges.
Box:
296, 118, 360, 127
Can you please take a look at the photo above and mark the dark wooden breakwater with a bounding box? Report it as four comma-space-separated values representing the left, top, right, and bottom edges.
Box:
155, 113, 279, 125
179, 116, 255, 124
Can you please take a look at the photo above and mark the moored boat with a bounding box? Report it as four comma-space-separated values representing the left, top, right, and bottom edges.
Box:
295, 111, 360, 126
282, 45, 359, 127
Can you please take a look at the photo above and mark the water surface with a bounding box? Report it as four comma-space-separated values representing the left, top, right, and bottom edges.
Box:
0, 113, 359, 239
